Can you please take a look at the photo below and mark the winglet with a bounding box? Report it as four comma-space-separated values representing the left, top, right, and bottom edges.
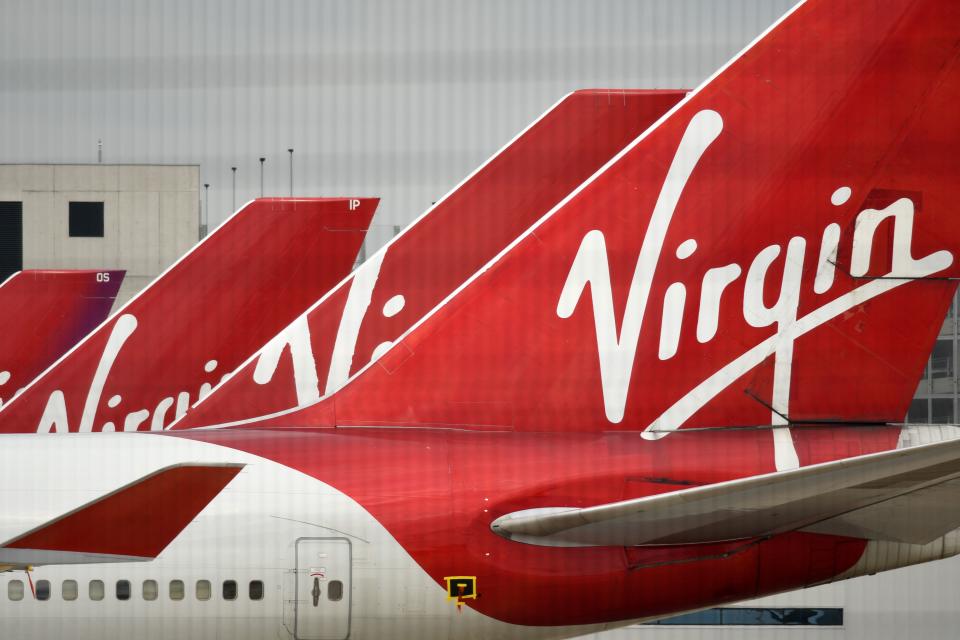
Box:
0, 463, 243, 567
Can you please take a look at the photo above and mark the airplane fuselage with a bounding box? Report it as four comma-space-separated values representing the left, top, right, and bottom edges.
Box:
2, 425, 957, 640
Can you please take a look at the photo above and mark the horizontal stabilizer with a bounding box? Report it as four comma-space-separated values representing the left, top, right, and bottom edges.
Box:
491, 435, 960, 547
0, 463, 242, 568
803, 479, 960, 545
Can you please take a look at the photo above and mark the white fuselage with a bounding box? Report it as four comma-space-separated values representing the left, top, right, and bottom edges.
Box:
0, 433, 611, 640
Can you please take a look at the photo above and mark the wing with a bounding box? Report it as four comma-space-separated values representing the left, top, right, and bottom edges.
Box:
0, 463, 242, 569
491, 434, 960, 547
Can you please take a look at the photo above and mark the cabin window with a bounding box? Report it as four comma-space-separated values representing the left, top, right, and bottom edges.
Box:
8, 580, 24, 601
62, 580, 78, 601
222, 580, 237, 600
89, 580, 104, 601
35, 580, 50, 601
328, 580, 343, 602
142, 580, 158, 601
196, 579, 211, 601
249, 580, 264, 601
169, 580, 185, 601
116, 580, 131, 601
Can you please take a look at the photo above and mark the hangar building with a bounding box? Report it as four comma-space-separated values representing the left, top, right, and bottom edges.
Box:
0, 163, 200, 306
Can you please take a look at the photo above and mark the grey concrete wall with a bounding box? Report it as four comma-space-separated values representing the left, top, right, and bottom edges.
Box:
0, 164, 199, 305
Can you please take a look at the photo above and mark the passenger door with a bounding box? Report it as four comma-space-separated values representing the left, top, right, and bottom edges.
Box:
294, 537, 351, 640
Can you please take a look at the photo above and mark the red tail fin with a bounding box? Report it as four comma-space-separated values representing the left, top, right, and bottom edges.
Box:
225, 1, 960, 451
175, 89, 687, 429
0, 198, 376, 433
0, 269, 123, 406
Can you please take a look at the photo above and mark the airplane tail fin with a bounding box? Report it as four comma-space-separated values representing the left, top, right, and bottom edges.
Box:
0, 198, 376, 433
211, 0, 960, 454
174, 89, 687, 429
0, 269, 124, 406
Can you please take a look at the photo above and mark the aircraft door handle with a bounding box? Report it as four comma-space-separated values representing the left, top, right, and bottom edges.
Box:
311, 577, 321, 607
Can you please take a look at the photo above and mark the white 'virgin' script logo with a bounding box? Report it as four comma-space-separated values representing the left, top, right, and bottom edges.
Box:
558, 109, 953, 470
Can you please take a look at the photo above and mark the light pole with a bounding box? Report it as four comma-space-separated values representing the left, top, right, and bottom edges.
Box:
259, 157, 265, 197
288, 148, 294, 197
202, 183, 210, 239
231, 167, 237, 212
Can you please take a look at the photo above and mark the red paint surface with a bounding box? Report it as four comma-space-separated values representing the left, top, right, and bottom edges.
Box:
21, 0, 955, 629
0, 270, 123, 401
180, 0, 957, 627
178, 90, 688, 428
0, 198, 377, 433
179, 426, 900, 626
246, 0, 960, 434
6, 464, 241, 558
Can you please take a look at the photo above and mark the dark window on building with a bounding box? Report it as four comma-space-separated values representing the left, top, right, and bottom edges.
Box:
222, 580, 237, 600
116, 580, 130, 601
931, 340, 953, 379
653, 608, 721, 625
649, 607, 843, 626
0, 201, 23, 284
69, 201, 104, 237
907, 398, 928, 424
932, 398, 955, 424
941, 299, 955, 336
35, 580, 50, 601
249, 580, 264, 601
